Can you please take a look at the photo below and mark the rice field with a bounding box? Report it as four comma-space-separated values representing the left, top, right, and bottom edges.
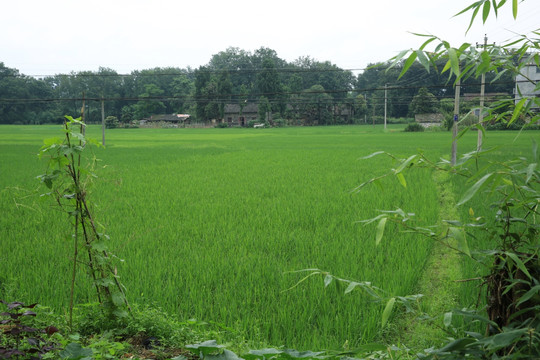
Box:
0, 124, 536, 350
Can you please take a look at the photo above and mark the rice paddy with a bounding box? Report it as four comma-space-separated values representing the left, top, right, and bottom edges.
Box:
0, 124, 536, 350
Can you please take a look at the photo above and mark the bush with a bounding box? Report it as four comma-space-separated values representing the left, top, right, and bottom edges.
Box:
273, 118, 286, 127
403, 122, 425, 132
105, 116, 119, 129
215, 122, 229, 128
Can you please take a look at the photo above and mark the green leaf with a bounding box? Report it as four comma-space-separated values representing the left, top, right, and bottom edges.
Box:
505, 252, 532, 280
171, 356, 188, 360
396, 172, 407, 188
457, 173, 493, 205
399, 52, 418, 79
324, 274, 333, 287
512, 0, 518, 19
186, 340, 225, 356
454, 1, 482, 17
477, 51, 491, 76
206, 349, 242, 360
510, 98, 527, 125
443, 312, 452, 328
91, 241, 107, 252
59, 342, 93, 359
448, 48, 460, 76
419, 36, 437, 51
381, 297, 396, 328
449, 227, 471, 257
479, 328, 527, 350
344, 282, 359, 294
439, 337, 477, 352
466, 4, 481, 33
416, 50, 430, 72
516, 285, 540, 307
281, 349, 325, 359
375, 217, 387, 246
111, 292, 124, 307
360, 151, 386, 160
482, 0, 491, 23
525, 163, 537, 183
395, 154, 417, 174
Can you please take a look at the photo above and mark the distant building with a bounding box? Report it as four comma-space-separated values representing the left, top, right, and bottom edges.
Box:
140, 114, 191, 126
515, 62, 540, 108
223, 103, 259, 126
415, 113, 444, 127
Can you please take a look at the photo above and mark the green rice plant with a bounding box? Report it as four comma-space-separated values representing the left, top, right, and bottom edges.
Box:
0, 125, 535, 350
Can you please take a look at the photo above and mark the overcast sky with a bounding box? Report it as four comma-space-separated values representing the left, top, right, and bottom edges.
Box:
2, 0, 539, 76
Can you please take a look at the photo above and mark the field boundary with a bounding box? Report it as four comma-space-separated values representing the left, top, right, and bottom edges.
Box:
391, 169, 464, 348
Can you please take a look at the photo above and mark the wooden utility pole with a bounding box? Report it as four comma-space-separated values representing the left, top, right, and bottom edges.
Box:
101, 97, 105, 146
81, 92, 86, 135
384, 84, 388, 130
364, 93, 367, 124
476, 34, 488, 151
451, 78, 461, 166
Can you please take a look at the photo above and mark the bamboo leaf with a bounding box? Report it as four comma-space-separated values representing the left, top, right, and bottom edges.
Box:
457, 173, 493, 205
516, 285, 540, 307
454, 1, 482, 17
395, 154, 417, 174
512, 0, 518, 19
505, 252, 532, 279
399, 52, 418, 79
360, 151, 386, 160
324, 274, 333, 288
396, 172, 407, 188
466, 5, 482, 33
419, 36, 437, 51
510, 98, 526, 125
416, 50, 430, 72
449, 227, 471, 258
443, 312, 453, 328
525, 163, 537, 184
381, 297, 396, 328
448, 48, 460, 76
482, 0, 491, 23
375, 217, 387, 246
345, 282, 358, 294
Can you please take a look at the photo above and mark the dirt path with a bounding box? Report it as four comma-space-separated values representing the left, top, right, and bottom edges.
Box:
393, 170, 464, 349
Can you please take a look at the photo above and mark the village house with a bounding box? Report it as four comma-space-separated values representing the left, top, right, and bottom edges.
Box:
140, 114, 191, 127
223, 103, 259, 126
515, 62, 540, 109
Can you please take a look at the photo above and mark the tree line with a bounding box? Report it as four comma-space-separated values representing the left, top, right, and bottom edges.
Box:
0, 46, 515, 125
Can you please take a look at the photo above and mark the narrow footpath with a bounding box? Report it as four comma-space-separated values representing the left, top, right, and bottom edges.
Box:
393, 170, 465, 349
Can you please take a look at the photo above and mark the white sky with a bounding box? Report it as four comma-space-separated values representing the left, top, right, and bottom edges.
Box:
2, 0, 539, 76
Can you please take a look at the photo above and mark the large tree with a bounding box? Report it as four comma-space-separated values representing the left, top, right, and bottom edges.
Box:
409, 87, 439, 115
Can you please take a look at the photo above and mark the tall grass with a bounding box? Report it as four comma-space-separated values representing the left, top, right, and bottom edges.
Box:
1, 124, 532, 350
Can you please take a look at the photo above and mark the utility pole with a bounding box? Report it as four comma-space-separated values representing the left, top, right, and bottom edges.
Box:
81, 92, 86, 135
384, 84, 388, 130
101, 97, 105, 146
476, 34, 488, 151
364, 92, 367, 124
451, 78, 461, 166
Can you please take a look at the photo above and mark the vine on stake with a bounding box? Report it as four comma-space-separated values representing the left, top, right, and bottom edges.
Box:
37, 115, 130, 329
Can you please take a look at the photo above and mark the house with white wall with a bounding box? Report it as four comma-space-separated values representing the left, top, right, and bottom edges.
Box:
515, 62, 540, 108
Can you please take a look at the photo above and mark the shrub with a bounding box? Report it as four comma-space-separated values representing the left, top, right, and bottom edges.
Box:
105, 116, 119, 129
403, 122, 425, 132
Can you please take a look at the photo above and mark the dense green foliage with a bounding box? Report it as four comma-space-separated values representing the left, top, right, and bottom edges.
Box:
0, 41, 517, 126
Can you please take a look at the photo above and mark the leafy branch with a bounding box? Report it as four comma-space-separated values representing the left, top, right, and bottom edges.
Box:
37, 116, 130, 328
